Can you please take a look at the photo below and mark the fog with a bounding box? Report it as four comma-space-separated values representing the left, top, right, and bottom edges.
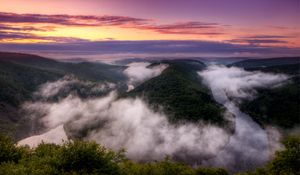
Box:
19, 90, 230, 163
123, 62, 168, 91
34, 75, 116, 100
18, 125, 67, 148
199, 65, 288, 103
17, 63, 289, 172
198, 65, 288, 171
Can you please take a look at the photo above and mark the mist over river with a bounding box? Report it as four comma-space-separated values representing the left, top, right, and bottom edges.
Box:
18, 63, 288, 172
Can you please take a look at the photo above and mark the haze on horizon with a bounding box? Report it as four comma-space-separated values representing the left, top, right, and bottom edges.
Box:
0, 0, 299, 59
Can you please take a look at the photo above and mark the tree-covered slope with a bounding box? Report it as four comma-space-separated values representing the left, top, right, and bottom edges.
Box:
0, 52, 127, 137
0, 52, 127, 83
0, 60, 63, 137
0, 60, 62, 106
0, 52, 127, 106
229, 57, 300, 69
126, 60, 226, 125
240, 63, 300, 129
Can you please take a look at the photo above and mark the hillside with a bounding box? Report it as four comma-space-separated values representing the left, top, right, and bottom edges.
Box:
246, 62, 300, 75
0, 52, 127, 83
125, 60, 226, 125
0, 52, 127, 138
230, 57, 300, 69
0, 60, 63, 137
238, 63, 300, 129
0, 52, 128, 105
0, 53, 228, 139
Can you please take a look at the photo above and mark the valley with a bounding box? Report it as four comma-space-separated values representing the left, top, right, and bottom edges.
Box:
0, 52, 299, 174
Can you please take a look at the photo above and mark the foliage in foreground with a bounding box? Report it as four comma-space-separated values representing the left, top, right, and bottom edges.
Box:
237, 135, 300, 175
0, 134, 299, 175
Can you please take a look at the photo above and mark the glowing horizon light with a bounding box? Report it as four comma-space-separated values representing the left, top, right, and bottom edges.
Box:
0, 0, 299, 57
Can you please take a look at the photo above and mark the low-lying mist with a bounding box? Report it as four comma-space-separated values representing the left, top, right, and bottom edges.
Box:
17, 63, 290, 173
19, 87, 231, 164
34, 75, 116, 100
123, 62, 168, 91
199, 65, 288, 172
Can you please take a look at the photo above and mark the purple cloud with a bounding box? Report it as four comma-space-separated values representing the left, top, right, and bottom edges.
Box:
0, 40, 299, 57
0, 31, 89, 42
0, 24, 51, 32
227, 35, 293, 45
0, 12, 149, 26
228, 39, 288, 45
135, 22, 225, 35
0, 12, 226, 36
240, 35, 292, 39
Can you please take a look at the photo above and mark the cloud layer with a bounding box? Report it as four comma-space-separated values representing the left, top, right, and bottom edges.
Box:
1, 40, 299, 58
123, 62, 168, 91
18, 66, 290, 172
0, 12, 298, 57
19, 90, 230, 164
198, 65, 288, 172
1, 11, 297, 49
227, 35, 293, 46
199, 65, 289, 102
34, 75, 116, 99
18, 125, 67, 148
0, 12, 225, 36
0, 12, 148, 27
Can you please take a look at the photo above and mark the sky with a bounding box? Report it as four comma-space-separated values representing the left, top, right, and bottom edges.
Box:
0, 0, 299, 59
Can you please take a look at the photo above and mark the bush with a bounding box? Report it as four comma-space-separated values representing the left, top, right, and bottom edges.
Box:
0, 134, 28, 164
267, 136, 300, 175
1, 134, 299, 175
195, 167, 229, 175
60, 140, 123, 174
239, 135, 300, 175
121, 159, 195, 175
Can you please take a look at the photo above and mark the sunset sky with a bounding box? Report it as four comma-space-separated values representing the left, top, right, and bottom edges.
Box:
0, 0, 299, 59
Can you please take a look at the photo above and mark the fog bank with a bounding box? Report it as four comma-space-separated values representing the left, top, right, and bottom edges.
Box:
199, 65, 288, 172
17, 64, 289, 172
18, 125, 67, 148
34, 75, 116, 100
123, 62, 168, 91
19, 88, 230, 164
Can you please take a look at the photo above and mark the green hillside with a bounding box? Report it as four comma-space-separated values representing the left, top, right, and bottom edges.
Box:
229, 57, 300, 69
0, 60, 62, 137
0, 60, 62, 106
240, 63, 300, 129
0, 52, 127, 106
0, 52, 127, 138
126, 60, 226, 125
0, 52, 127, 83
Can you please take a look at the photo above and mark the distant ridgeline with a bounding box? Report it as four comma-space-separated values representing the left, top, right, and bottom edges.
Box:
231, 57, 300, 129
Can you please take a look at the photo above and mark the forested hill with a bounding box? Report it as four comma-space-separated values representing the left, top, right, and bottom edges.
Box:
235, 60, 300, 129
0, 52, 129, 106
229, 57, 300, 69
0, 52, 127, 83
125, 60, 226, 125
0, 52, 127, 138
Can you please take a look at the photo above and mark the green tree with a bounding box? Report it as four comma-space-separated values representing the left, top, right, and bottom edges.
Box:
0, 134, 28, 164
60, 140, 123, 175
267, 136, 300, 175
